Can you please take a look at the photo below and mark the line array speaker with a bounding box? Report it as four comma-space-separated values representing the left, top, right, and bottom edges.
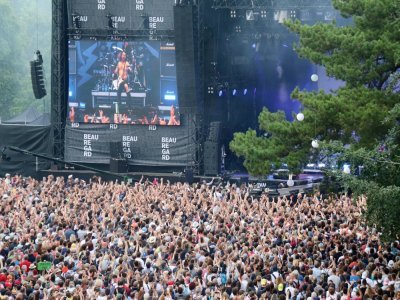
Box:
110, 158, 127, 173
174, 5, 197, 109
203, 141, 220, 176
207, 121, 221, 142
30, 60, 47, 99
110, 142, 123, 159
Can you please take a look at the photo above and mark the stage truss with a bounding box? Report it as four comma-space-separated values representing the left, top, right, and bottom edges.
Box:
212, 0, 333, 9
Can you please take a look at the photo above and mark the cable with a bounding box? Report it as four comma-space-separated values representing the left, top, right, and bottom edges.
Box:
36, 0, 39, 50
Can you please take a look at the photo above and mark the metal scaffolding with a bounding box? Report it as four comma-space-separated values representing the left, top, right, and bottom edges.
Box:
212, 0, 333, 9
66, 29, 175, 40
51, 0, 68, 159
194, 0, 207, 175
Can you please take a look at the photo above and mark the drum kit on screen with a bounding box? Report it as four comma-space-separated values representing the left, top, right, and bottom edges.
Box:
95, 46, 145, 92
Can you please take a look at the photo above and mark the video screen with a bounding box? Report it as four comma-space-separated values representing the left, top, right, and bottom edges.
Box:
68, 40, 180, 125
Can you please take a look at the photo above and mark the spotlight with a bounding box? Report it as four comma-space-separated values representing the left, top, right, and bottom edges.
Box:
261, 10, 267, 18
218, 90, 223, 97
235, 25, 241, 33
230, 10, 236, 18
243, 88, 248, 95
207, 86, 214, 94
232, 89, 237, 96
246, 10, 255, 21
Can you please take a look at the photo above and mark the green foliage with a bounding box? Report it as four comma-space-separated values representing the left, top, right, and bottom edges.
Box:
342, 177, 400, 242
365, 185, 400, 242
322, 104, 400, 240
0, 0, 51, 121
230, 109, 312, 175
287, 0, 400, 88
230, 0, 400, 240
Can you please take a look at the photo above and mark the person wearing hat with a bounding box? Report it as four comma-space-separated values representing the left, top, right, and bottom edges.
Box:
4, 174, 11, 185
257, 278, 268, 297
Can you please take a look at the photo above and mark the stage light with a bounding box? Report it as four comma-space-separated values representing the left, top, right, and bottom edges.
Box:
230, 10, 236, 18
232, 89, 237, 96
246, 10, 255, 21
324, 11, 336, 21
207, 86, 214, 94
235, 25, 241, 33
218, 90, 223, 97
343, 164, 351, 174
164, 94, 176, 101
261, 10, 267, 18
274, 10, 288, 23
243, 89, 248, 95
69, 91, 73, 97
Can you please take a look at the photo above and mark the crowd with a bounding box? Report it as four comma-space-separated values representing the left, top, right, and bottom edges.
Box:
0, 173, 399, 300
68, 106, 181, 126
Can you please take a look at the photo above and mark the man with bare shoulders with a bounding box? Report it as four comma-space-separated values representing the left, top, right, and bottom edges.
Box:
114, 51, 132, 104
168, 105, 180, 125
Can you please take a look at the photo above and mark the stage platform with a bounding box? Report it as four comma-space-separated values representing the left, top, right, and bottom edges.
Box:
38, 168, 321, 197
39, 168, 214, 184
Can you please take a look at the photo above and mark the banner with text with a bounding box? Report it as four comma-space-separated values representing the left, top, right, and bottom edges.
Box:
68, 0, 175, 31
64, 117, 196, 166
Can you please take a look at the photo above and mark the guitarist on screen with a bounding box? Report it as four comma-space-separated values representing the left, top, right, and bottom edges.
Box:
113, 51, 132, 104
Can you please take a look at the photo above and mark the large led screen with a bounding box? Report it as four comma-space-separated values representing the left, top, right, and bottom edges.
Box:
68, 40, 180, 125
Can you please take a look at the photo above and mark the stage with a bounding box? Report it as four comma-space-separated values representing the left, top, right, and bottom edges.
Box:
39, 168, 212, 184
38, 168, 321, 197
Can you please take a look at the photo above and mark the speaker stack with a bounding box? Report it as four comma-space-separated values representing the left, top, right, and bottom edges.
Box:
184, 168, 194, 184
174, 5, 198, 112
109, 142, 127, 173
203, 122, 221, 176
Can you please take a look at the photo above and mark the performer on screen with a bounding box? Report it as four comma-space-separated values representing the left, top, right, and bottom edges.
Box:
168, 105, 180, 126
113, 51, 132, 104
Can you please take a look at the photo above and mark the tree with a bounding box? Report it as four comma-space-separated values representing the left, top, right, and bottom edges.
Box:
0, 0, 51, 121
230, 0, 400, 239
